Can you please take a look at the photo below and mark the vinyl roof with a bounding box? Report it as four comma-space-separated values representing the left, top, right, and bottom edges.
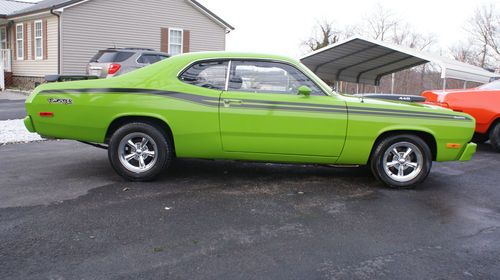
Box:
301, 36, 500, 85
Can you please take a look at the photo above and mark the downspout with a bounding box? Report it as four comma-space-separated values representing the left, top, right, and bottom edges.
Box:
50, 7, 61, 74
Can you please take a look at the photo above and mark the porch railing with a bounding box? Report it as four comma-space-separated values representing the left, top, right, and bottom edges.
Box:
0, 49, 12, 72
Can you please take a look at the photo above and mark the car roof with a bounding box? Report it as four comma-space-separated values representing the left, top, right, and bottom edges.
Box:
98, 48, 170, 56
169, 51, 299, 65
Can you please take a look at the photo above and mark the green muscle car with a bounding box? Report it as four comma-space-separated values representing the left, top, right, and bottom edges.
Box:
24, 52, 477, 188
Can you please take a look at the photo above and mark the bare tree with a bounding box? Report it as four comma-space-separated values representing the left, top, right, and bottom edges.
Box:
464, 4, 500, 68
362, 4, 399, 41
392, 24, 435, 50
302, 20, 342, 51
449, 41, 482, 66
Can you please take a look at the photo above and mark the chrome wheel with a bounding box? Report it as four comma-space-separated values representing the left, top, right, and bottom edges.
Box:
382, 142, 423, 183
118, 132, 158, 173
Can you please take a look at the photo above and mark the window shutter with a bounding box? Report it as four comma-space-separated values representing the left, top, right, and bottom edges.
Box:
12, 25, 16, 60
43, 19, 48, 60
31, 22, 35, 60
183, 30, 190, 53
160, 28, 169, 53
23, 22, 28, 60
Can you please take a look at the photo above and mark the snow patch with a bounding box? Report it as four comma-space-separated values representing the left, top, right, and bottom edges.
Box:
0, 119, 44, 145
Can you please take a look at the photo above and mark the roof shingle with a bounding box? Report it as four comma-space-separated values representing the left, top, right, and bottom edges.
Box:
0, 0, 34, 16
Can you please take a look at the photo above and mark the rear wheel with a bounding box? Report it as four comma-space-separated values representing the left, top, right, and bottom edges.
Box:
108, 122, 172, 181
370, 134, 432, 188
489, 122, 500, 152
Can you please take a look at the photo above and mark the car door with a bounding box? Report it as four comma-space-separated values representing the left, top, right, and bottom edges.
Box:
219, 60, 347, 157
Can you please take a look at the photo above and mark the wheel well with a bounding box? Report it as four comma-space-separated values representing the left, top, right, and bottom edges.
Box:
487, 118, 500, 134
371, 130, 437, 161
105, 116, 175, 153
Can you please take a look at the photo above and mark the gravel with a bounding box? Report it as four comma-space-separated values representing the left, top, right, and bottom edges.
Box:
0, 119, 44, 145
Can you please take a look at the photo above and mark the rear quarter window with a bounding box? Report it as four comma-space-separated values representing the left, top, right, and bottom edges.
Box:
90, 51, 134, 63
179, 61, 228, 90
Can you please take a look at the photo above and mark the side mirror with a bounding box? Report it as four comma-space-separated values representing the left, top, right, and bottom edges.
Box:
297, 85, 312, 96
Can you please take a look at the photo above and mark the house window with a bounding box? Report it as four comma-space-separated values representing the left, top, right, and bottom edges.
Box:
169, 28, 183, 55
34, 20, 43, 59
16, 24, 24, 60
0, 27, 6, 50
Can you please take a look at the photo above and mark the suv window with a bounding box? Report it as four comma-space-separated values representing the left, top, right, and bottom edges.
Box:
137, 54, 169, 64
228, 60, 324, 95
180, 61, 228, 90
90, 51, 134, 63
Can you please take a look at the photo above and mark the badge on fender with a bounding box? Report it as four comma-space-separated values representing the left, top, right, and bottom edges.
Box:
48, 98, 73, 105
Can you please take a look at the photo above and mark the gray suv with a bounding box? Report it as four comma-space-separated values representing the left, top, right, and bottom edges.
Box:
86, 48, 170, 78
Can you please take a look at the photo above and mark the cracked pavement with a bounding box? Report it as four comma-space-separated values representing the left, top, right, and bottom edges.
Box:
0, 141, 499, 279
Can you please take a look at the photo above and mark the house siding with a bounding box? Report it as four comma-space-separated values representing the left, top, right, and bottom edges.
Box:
61, 0, 227, 75
10, 15, 59, 77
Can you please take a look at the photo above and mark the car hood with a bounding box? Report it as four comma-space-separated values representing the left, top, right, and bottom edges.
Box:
342, 94, 444, 108
340, 94, 470, 117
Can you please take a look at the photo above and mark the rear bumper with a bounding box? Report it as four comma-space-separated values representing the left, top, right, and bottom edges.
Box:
24, 116, 35, 133
458, 143, 477, 161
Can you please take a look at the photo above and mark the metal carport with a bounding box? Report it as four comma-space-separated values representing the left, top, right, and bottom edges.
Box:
300, 36, 500, 89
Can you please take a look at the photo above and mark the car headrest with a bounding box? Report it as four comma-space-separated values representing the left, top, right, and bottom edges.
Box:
229, 76, 243, 90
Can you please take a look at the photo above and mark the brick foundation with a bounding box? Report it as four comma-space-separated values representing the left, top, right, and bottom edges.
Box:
10, 76, 45, 91
4, 72, 13, 88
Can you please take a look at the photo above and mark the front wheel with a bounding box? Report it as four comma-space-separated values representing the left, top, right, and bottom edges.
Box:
489, 122, 500, 152
108, 122, 173, 181
370, 134, 432, 188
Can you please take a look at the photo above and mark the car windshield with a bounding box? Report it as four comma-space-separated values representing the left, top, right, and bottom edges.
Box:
90, 51, 134, 63
477, 80, 500, 90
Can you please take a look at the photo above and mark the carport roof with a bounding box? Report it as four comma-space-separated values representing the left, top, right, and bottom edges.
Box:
300, 36, 500, 85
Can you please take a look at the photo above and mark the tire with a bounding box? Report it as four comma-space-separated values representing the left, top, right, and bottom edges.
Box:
472, 133, 489, 144
108, 122, 173, 181
370, 134, 432, 188
489, 122, 500, 152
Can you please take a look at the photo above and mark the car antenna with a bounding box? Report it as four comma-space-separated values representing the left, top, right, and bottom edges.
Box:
360, 84, 364, 103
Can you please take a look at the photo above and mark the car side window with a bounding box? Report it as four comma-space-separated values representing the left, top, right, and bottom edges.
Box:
478, 80, 500, 90
179, 61, 228, 90
228, 60, 324, 95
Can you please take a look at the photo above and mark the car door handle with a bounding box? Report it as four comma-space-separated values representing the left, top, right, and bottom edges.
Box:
223, 99, 243, 107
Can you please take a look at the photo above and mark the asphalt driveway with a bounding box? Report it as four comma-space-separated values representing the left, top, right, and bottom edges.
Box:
0, 100, 26, 120
0, 92, 27, 121
0, 141, 499, 279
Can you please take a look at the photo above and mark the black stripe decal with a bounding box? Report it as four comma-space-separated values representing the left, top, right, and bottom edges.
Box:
39, 88, 471, 121
348, 106, 472, 119
350, 110, 468, 121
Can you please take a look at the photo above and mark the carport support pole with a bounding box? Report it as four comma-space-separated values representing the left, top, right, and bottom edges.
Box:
356, 84, 359, 94
443, 78, 447, 91
391, 73, 395, 94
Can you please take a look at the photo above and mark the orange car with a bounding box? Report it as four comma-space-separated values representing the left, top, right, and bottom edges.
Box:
422, 80, 500, 152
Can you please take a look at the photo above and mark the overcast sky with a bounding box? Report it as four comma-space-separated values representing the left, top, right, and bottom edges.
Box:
197, 0, 496, 58
25, 0, 496, 59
